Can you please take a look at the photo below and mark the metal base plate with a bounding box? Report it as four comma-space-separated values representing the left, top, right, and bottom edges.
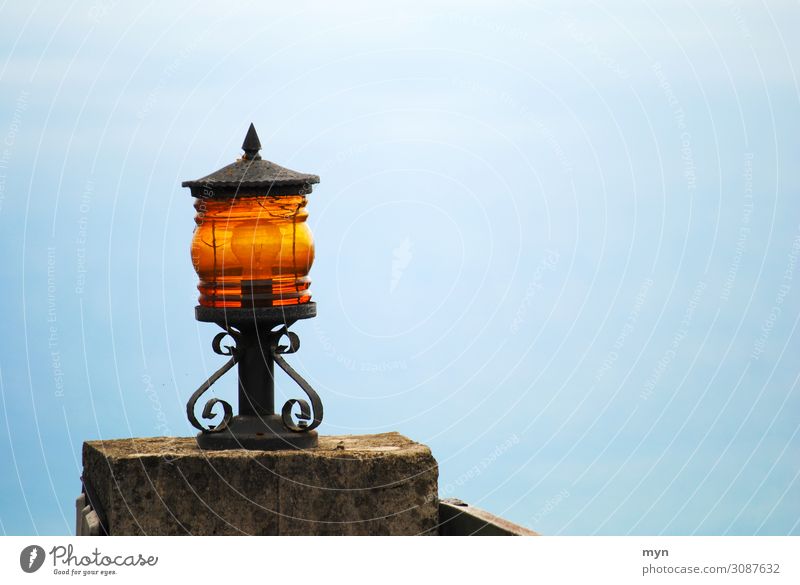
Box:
195, 415, 318, 451
195, 303, 316, 327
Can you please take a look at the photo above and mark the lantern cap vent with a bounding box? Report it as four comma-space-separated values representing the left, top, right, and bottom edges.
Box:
182, 123, 319, 197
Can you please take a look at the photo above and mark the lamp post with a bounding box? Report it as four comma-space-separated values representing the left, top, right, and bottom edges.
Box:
182, 124, 323, 450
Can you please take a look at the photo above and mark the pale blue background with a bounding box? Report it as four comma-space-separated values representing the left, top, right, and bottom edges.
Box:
0, 1, 798, 535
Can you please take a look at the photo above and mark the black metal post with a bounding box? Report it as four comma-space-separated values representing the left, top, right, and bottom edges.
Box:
236, 325, 276, 417
187, 305, 323, 450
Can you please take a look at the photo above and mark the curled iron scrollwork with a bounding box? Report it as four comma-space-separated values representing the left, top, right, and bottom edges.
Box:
187, 328, 241, 433
272, 326, 324, 432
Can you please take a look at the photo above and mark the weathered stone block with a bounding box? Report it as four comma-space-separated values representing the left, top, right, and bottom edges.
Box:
81, 432, 438, 535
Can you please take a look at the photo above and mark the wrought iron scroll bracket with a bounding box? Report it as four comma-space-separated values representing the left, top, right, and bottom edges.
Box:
187, 327, 241, 433
272, 327, 324, 432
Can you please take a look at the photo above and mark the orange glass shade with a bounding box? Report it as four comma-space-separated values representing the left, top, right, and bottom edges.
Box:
191, 194, 314, 308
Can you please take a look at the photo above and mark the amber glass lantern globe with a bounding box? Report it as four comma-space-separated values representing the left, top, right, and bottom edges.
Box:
182, 123, 319, 310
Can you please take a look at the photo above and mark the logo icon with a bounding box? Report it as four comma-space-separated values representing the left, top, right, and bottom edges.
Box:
390, 237, 413, 293
20, 545, 45, 573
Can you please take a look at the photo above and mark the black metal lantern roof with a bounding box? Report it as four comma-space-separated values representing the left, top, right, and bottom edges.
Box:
182, 123, 320, 198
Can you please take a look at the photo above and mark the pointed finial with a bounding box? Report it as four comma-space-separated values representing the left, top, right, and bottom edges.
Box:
241, 123, 262, 160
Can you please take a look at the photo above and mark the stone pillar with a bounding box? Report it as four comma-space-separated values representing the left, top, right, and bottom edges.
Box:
80, 432, 438, 536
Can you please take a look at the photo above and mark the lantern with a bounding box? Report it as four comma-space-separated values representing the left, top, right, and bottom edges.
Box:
182, 124, 323, 450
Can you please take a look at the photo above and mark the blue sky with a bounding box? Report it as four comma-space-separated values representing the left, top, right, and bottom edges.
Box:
0, 0, 798, 535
